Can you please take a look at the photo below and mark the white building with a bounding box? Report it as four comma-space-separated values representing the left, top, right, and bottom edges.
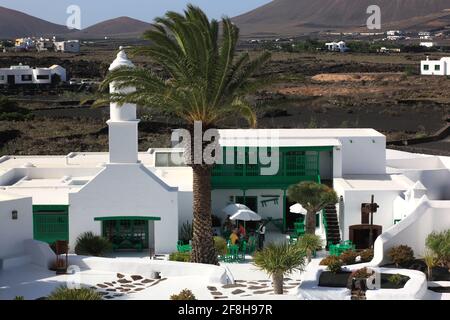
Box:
421, 56, 450, 75
419, 31, 432, 40
54, 40, 80, 53
0, 64, 67, 85
36, 38, 54, 52
386, 30, 405, 41
325, 41, 348, 52
420, 42, 436, 48
1, 49, 449, 269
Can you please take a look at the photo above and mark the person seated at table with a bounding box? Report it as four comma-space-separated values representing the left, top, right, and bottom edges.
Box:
238, 223, 246, 238
230, 229, 240, 245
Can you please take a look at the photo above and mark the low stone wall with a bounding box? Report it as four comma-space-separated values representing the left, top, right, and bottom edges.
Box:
297, 260, 352, 300
68, 255, 230, 284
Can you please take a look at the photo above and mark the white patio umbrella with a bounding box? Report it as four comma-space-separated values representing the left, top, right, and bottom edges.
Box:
229, 209, 262, 222
290, 203, 307, 215
224, 204, 262, 231
223, 203, 251, 216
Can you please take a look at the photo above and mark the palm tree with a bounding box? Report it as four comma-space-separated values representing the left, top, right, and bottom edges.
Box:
98, 5, 271, 265
253, 243, 306, 294
287, 181, 338, 235
297, 234, 323, 263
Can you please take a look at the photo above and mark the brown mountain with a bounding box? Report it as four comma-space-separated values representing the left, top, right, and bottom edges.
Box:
71, 17, 152, 39
0, 6, 152, 40
233, 0, 450, 36
0, 6, 71, 38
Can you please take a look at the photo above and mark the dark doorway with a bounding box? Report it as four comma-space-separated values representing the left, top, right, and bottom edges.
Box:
7, 75, 15, 85
349, 225, 382, 249
235, 196, 258, 231
286, 198, 303, 231
235, 196, 258, 212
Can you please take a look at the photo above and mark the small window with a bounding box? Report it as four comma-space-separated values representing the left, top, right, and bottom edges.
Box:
423, 64, 429, 71
36, 75, 50, 80
435, 65, 441, 71
0, 75, 4, 80
155, 152, 185, 167
21, 74, 32, 81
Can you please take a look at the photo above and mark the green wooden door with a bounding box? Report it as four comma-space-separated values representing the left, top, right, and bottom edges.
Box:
33, 212, 69, 244
102, 219, 149, 250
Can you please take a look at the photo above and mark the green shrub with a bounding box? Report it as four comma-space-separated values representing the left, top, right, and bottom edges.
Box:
388, 245, 414, 267
214, 236, 227, 256
340, 250, 359, 265
426, 230, 450, 267
388, 274, 405, 286
13, 296, 24, 300
0, 97, 31, 121
423, 249, 437, 279
359, 249, 374, 263
47, 286, 103, 300
323, 256, 343, 273
179, 221, 193, 244
74, 232, 112, 257
169, 252, 191, 262
297, 234, 323, 262
170, 289, 196, 300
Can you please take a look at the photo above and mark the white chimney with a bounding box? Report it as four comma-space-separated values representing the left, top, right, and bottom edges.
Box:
107, 47, 140, 164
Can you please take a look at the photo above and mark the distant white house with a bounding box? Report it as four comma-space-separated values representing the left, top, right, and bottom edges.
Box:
0, 64, 67, 85
386, 30, 405, 41
418, 31, 432, 40
420, 56, 450, 76
36, 38, 54, 52
325, 41, 349, 52
420, 42, 436, 48
54, 40, 80, 53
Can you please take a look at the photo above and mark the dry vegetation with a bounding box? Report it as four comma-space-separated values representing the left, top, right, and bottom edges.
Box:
1, 49, 449, 156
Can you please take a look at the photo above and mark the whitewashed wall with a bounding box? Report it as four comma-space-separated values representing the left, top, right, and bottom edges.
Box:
69, 164, 179, 254
372, 198, 450, 266
333, 185, 402, 241
211, 189, 284, 223
339, 136, 386, 175
0, 196, 33, 260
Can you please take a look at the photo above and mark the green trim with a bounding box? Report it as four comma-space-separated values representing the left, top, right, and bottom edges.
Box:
212, 147, 328, 190
282, 190, 287, 233
33, 205, 69, 244
33, 205, 69, 212
94, 216, 161, 222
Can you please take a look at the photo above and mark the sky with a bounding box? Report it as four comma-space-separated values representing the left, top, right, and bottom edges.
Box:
0, 0, 271, 28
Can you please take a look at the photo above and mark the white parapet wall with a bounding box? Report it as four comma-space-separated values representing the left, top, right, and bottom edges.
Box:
371, 196, 450, 266
0, 194, 33, 266
68, 255, 230, 284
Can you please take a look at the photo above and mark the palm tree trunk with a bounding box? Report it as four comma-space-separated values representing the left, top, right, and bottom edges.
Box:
272, 272, 284, 295
305, 210, 316, 235
190, 164, 219, 265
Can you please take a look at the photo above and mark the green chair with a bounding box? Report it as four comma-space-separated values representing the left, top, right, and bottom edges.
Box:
226, 245, 239, 263
239, 241, 247, 262
177, 241, 192, 253
246, 236, 257, 254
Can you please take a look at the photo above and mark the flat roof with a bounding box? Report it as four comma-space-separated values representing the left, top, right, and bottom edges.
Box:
218, 129, 385, 139
335, 174, 414, 191
219, 138, 341, 148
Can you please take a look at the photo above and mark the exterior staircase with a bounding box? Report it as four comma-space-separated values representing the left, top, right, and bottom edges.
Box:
324, 204, 341, 249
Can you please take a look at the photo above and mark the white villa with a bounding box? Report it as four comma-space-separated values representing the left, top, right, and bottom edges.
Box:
325, 41, 348, 52
421, 57, 450, 76
54, 40, 80, 53
1, 49, 449, 276
0, 64, 67, 85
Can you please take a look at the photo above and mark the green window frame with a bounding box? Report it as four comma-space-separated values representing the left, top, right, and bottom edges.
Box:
33, 205, 69, 244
